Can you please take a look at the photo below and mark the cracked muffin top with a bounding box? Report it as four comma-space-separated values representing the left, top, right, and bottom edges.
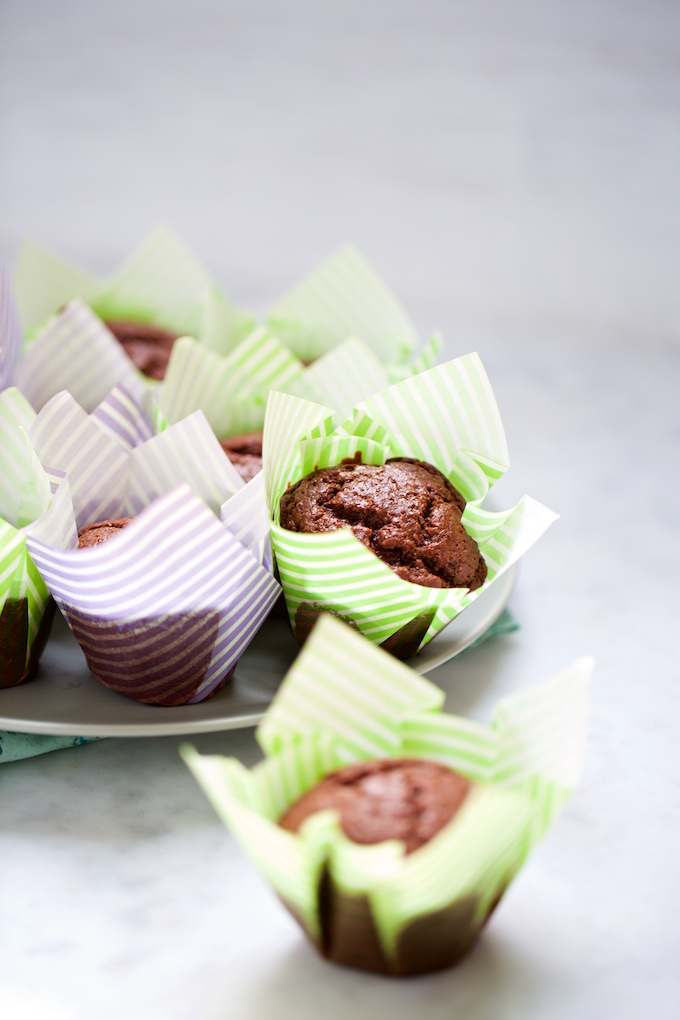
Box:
278, 758, 472, 854
278, 458, 486, 590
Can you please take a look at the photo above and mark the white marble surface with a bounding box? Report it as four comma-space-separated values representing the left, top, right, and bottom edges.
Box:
1, 2, 679, 1017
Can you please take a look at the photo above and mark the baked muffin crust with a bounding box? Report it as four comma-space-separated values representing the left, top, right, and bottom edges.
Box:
279, 758, 472, 853
77, 517, 134, 549
279, 458, 486, 589
105, 319, 178, 380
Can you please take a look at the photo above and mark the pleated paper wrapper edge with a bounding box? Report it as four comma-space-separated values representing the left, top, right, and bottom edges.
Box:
13, 234, 443, 418
182, 615, 593, 975
157, 333, 428, 442
266, 244, 431, 369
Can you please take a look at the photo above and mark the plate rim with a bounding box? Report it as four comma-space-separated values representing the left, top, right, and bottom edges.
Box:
0, 564, 517, 738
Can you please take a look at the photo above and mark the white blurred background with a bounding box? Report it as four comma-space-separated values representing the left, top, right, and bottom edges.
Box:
2, 0, 678, 344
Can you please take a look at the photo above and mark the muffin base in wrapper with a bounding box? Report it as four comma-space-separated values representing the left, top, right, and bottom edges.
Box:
0, 595, 56, 689
24, 390, 280, 705
283, 873, 482, 976
183, 615, 592, 976
27, 483, 281, 706
0, 382, 57, 688
262, 353, 558, 659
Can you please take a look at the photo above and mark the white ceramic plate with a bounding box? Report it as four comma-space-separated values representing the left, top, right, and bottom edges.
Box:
0, 564, 517, 737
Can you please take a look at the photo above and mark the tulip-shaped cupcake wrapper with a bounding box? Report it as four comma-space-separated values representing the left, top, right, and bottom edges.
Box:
24, 392, 280, 704
157, 331, 305, 436
263, 353, 558, 657
183, 615, 592, 976
0, 387, 61, 686
15, 299, 150, 413
266, 245, 439, 370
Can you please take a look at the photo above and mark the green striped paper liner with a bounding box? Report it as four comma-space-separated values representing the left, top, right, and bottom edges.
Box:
13, 226, 246, 351
183, 614, 592, 965
266, 245, 444, 377
267, 245, 420, 363
157, 331, 305, 437
0, 387, 59, 684
157, 333, 421, 442
263, 353, 558, 655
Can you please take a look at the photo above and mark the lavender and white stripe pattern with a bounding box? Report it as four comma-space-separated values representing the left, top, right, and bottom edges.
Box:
24, 394, 280, 704
27, 484, 281, 705
91, 384, 155, 451
15, 300, 148, 413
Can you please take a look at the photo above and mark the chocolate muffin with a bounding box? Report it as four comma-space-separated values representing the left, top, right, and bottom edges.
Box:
105, 319, 178, 381
220, 431, 263, 483
78, 517, 135, 549
279, 459, 486, 590
279, 759, 472, 854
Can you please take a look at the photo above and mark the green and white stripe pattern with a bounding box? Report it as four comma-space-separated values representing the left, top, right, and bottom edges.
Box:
158, 331, 305, 437
13, 234, 444, 433
267, 245, 420, 363
12, 227, 258, 410
15, 225, 217, 339
284, 336, 391, 425
13, 240, 99, 336
183, 614, 593, 956
158, 333, 420, 441
0, 387, 55, 670
263, 353, 558, 653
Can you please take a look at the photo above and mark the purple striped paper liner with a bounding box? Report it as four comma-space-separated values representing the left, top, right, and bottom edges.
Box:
15, 299, 147, 413
220, 471, 272, 570
125, 410, 243, 516
30, 391, 129, 529
29, 392, 243, 529
92, 384, 154, 451
23, 469, 77, 550
26, 484, 281, 704
0, 268, 22, 391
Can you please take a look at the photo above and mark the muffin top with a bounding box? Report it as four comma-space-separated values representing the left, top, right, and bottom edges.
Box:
78, 517, 135, 549
220, 431, 263, 484
279, 758, 472, 854
278, 458, 486, 589
105, 319, 178, 381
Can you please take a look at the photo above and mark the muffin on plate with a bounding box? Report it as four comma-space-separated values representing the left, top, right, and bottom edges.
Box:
263, 353, 558, 659
24, 390, 280, 705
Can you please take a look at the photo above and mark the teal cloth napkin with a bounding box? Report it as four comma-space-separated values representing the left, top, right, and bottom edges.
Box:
0, 609, 518, 764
